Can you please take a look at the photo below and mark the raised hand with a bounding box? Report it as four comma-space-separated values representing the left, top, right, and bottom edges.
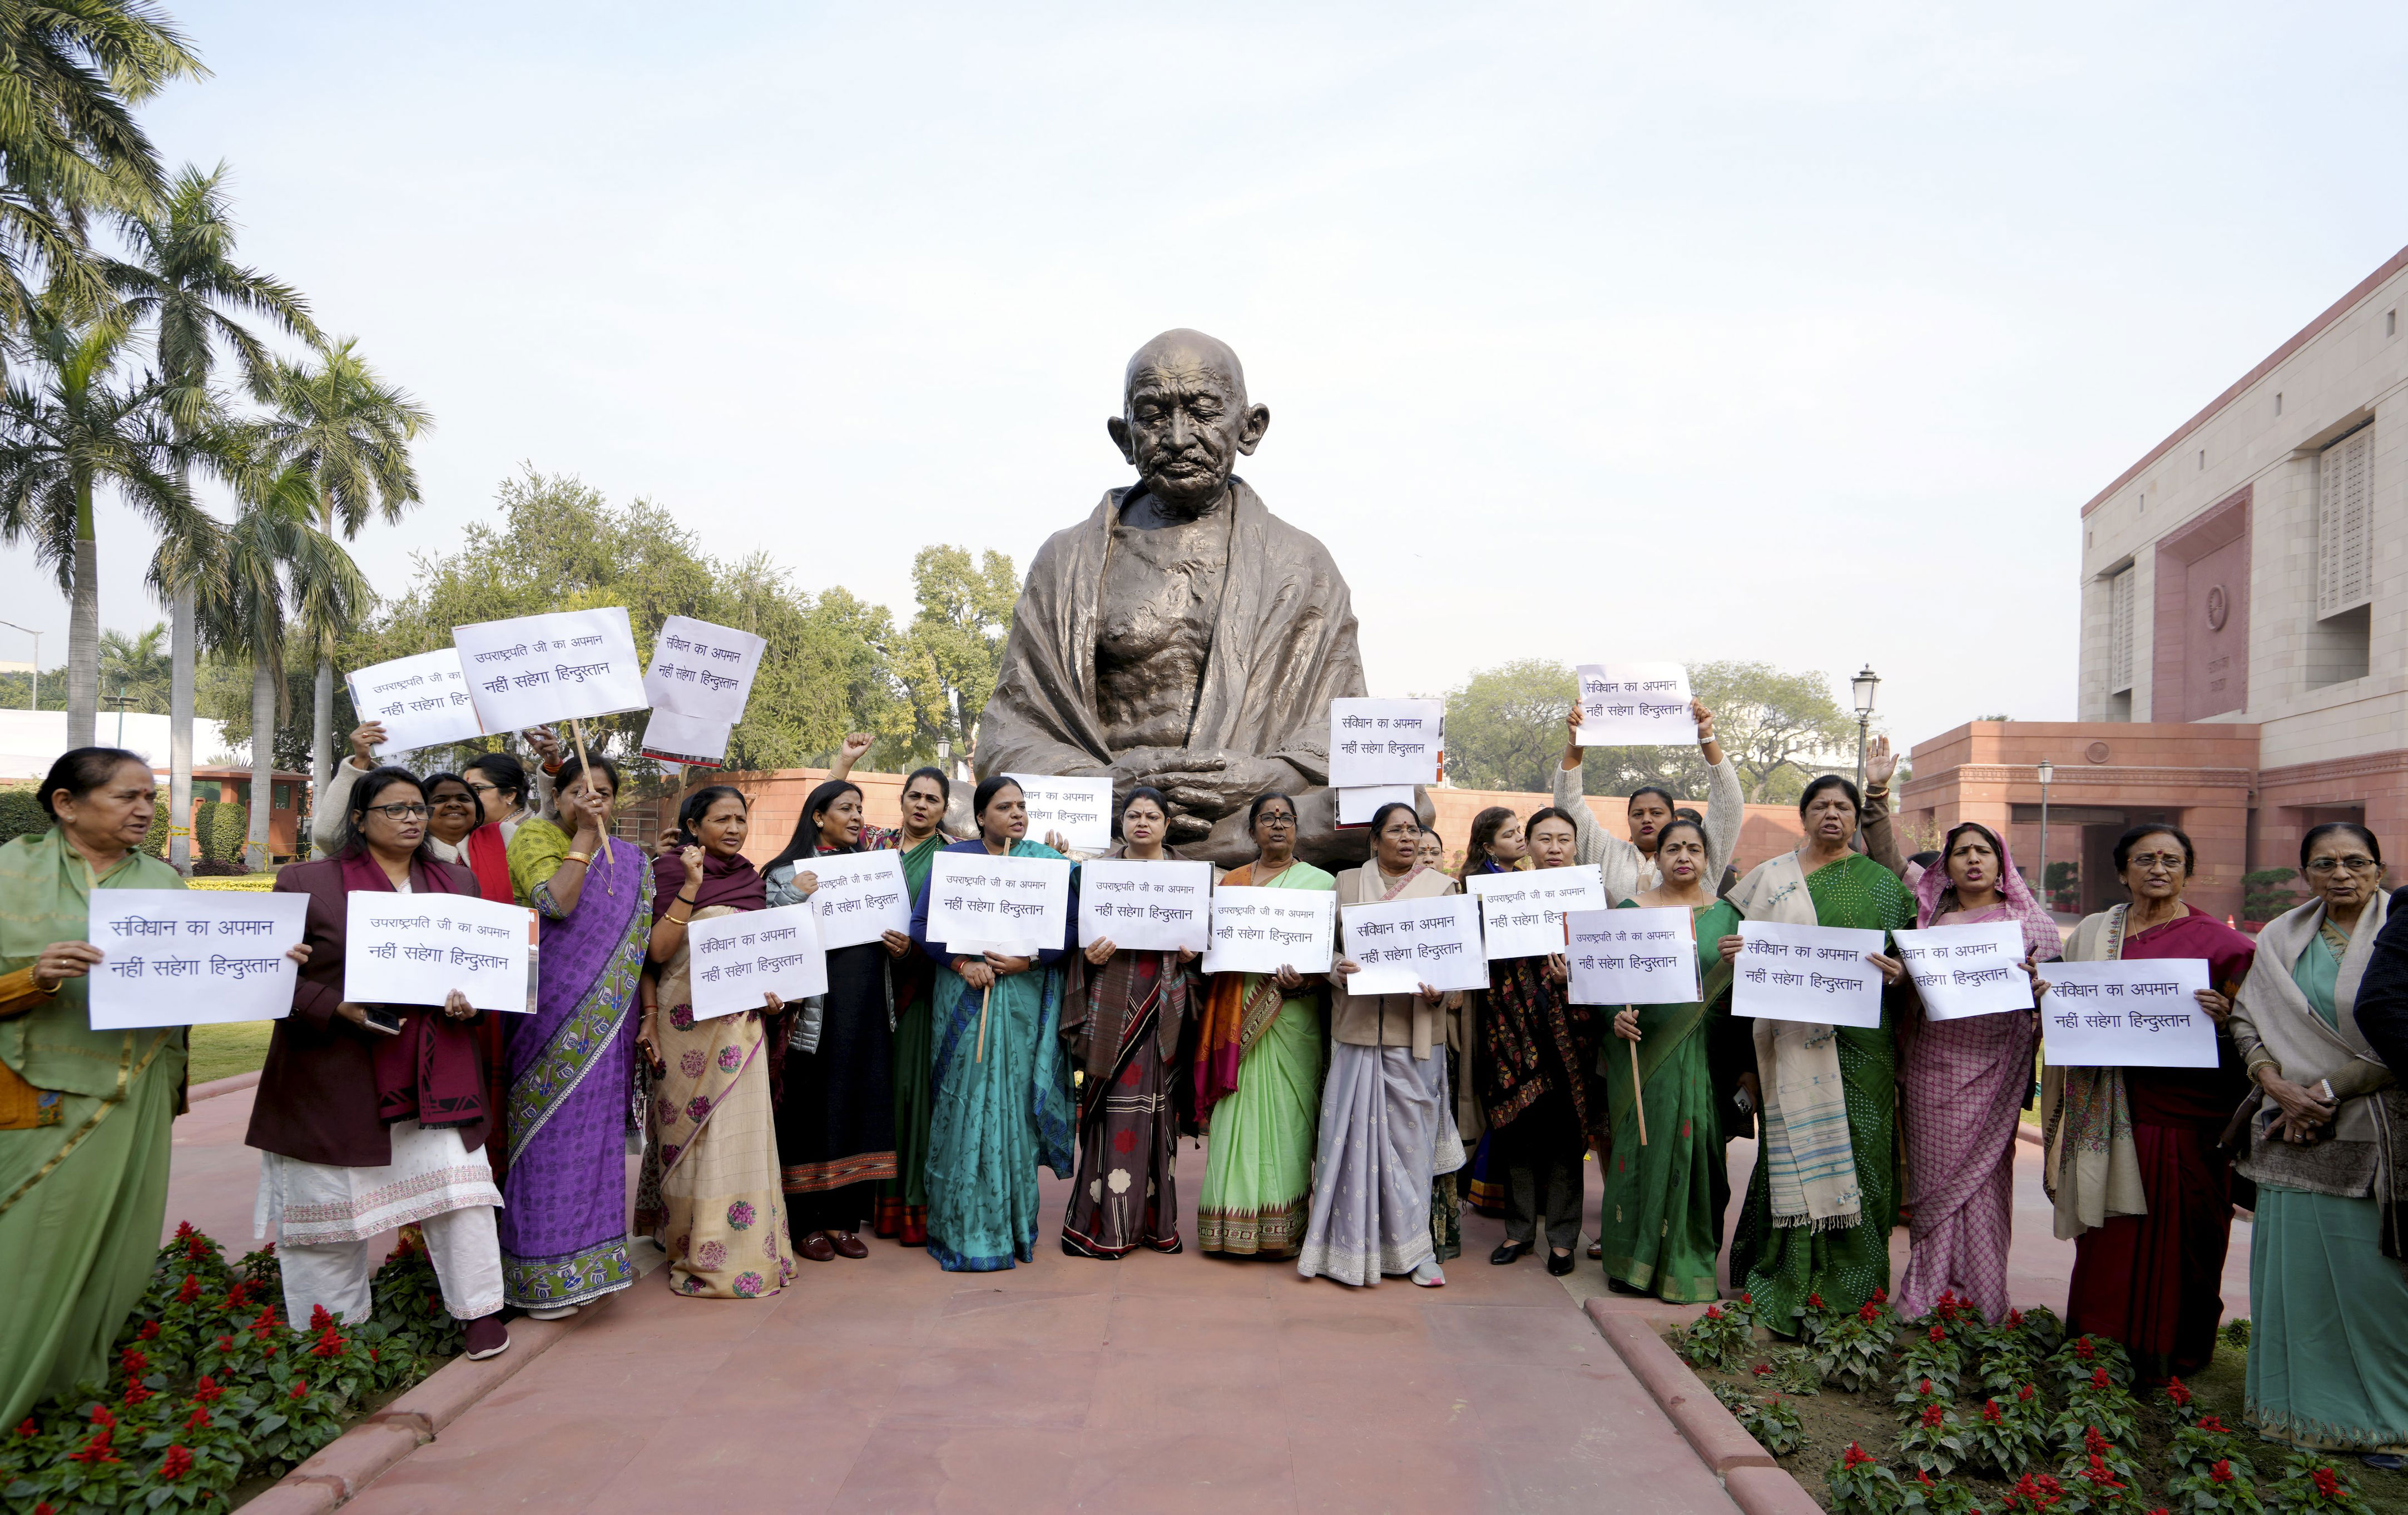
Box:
1865, 734, 1897, 788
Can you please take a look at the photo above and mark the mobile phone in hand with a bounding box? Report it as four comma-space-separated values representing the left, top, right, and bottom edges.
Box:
360, 1005, 404, 1036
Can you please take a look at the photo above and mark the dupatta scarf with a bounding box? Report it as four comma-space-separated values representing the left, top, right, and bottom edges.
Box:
1730, 851, 1863, 1233
2231, 893, 2398, 1199
1193, 860, 1334, 1114
1478, 858, 1598, 1131
1913, 829, 2063, 962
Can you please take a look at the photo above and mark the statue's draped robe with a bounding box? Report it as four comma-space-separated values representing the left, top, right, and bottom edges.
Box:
977, 480, 1371, 867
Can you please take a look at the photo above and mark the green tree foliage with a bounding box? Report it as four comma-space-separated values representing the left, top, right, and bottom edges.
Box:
1443, 657, 1860, 804
99, 619, 170, 709
0, 660, 70, 709
896, 544, 1017, 767
344, 470, 906, 778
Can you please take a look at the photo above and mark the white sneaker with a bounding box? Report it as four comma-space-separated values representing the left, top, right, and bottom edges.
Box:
524, 1303, 579, 1321
1410, 1259, 1446, 1288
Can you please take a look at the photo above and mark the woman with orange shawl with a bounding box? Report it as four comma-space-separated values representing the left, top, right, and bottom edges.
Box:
1193, 793, 1331, 1259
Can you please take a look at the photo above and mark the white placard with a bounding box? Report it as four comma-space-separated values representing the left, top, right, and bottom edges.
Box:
643, 614, 766, 723
1575, 662, 1697, 746
86, 890, 309, 1029
925, 852, 1072, 956
1336, 785, 1415, 826
687, 903, 826, 1020
639, 708, 733, 769
1340, 895, 1489, 997
1077, 859, 1212, 952
1565, 906, 1700, 1005
2038, 958, 2217, 1069
1201, 886, 1335, 976
345, 649, 486, 757
343, 892, 537, 1015
1732, 920, 1887, 1029
1327, 698, 1443, 788
454, 608, 647, 732
795, 850, 913, 950
1895, 922, 2034, 1021
1003, 774, 1114, 853
1470, 869, 1609, 960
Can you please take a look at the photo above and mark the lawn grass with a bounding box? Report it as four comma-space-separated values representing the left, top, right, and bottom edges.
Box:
187, 1020, 274, 1084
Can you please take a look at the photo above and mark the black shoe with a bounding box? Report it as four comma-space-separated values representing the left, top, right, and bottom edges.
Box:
1547, 1249, 1575, 1276
1490, 1241, 1530, 1265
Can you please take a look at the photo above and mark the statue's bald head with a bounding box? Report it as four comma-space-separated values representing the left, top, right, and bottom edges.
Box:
1123, 329, 1246, 407
1109, 329, 1270, 517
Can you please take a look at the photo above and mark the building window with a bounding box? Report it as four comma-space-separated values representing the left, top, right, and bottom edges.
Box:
2318, 425, 2374, 618
272, 783, 291, 811
2389, 309, 2399, 337
2107, 565, 2136, 695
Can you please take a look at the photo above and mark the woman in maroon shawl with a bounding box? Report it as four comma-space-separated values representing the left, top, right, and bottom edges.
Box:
249, 767, 509, 1360
2044, 823, 2255, 1380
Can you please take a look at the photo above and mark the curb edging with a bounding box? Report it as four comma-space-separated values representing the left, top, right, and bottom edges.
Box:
1583, 1299, 1822, 1515
190, 1071, 262, 1104
234, 1313, 582, 1513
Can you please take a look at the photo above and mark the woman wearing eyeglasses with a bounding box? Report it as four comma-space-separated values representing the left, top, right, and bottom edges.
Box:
2043, 823, 2255, 1383
2224, 824, 2405, 1463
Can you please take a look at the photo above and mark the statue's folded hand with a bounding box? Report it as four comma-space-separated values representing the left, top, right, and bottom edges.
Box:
1151, 752, 1291, 821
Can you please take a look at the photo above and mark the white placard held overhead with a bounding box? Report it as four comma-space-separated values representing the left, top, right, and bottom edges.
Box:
1469, 870, 1609, 960
1003, 774, 1114, 853
1327, 698, 1443, 788
2039, 958, 2217, 1069
1575, 663, 1697, 747
1077, 859, 1212, 953
1340, 895, 1489, 997
345, 649, 485, 757
638, 708, 734, 769
1564, 907, 1700, 1006
1336, 785, 1415, 827
1201, 886, 1335, 977
687, 903, 826, 1020
643, 615, 766, 723
86, 891, 310, 1029
1731, 920, 1887, 1029
454, 608, 647, 732
1895, 922, 2034, 1022
925, 852, 1073, 957
794, 850, 913, 951
343, 893, 536, 1015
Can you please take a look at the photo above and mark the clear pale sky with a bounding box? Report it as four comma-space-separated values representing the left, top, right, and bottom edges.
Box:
21, 1, 2408, 753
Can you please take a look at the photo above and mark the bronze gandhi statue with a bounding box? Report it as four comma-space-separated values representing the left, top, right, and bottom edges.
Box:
975, 329, 1412, 868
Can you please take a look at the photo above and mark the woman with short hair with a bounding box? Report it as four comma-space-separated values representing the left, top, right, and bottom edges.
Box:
2229, 823, 2404, 1460
0, 750, 277, 1424
501, 751, 652, 1317
1300, 801, 1466, 1288
766, 779, 914, 1261
1061, 787, 1203, 1257
250, 766, 508, 1357
1722, 774, 1915, 1323
908, 776, 1076, 1270
2045, 823, 2255, 1381
637, 784, 795, 1297
1194, 792, 1332, 1259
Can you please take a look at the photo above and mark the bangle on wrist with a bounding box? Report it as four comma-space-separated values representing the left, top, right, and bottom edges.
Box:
564, 850, 592, 867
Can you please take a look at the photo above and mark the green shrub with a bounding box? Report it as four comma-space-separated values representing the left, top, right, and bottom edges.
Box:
193, 798, 252, 864
0, 784, 47, 846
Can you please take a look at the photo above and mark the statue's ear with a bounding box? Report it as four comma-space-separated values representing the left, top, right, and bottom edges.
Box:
1107, 415, 1137, 464
1236, 403, 1270, 456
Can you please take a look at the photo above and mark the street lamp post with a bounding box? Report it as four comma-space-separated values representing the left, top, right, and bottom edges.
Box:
107, 690, 135, 747
2037, 758, 2055, 910
1850, 665, 1881, 793
0, 620, 40, 709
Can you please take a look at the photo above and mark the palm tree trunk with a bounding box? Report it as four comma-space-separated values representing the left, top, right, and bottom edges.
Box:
169, 585, 195, 875
66, 476, 99, 748
310, 657, 333, 857
248, 651, 275, 872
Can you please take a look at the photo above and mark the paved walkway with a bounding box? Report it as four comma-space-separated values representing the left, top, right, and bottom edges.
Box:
165, 1095, 2250, 1513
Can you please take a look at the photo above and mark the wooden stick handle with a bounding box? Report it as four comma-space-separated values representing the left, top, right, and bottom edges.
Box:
569, 718, 610, 866
976, 982, 992, 1063
1631, 1035, 1648, 1146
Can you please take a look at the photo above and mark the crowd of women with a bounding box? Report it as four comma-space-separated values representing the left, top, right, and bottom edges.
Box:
4, 710, 2405, 1464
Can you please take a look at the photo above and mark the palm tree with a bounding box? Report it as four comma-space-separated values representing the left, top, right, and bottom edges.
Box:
0, 305, 212, 746
97, 619, 168, 708
251, 339, 428, 842
194, 448, 368, 870
112, 161, 316, 871
0, 1, 204, 340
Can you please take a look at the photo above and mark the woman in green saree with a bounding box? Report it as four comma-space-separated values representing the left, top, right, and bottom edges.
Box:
1601, 818, 1740, 1302
1723, 775, 1914, 1325
1194, 793, 1331, 1259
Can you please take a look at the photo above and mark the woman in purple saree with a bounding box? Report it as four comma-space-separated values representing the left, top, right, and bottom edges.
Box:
502, 753, 654, 1317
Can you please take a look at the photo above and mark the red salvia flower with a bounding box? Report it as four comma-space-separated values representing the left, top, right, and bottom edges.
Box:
158, 1444, 195, 1481
2008, 1309, 2025, 1327
289, 1380, 309, 1400
2075, 1337, 2096, 1360
2166, 1377, 2192, 1406
1740, 1292, 1753, 1305
1705, 1305, 1723, 1320
308, 1304, 333, 1331
121, 1381, 152, 1409
175, 1274, 201, 1304
214, 1335, 233, 1353
175, 1220, 195, 1240
2312, 1468, 2342, 1499
2085, 1427, 2110, 1457
1752, 1363, 1771, 1377
1929, 1325, 1946, 1343
2018, 1383, 2037, 1402
1920, 1378, 1935, 1395
135, 1320, 160, 1342
185, 1405, 211, 1432
1919, 1472, 1938, 1488
2090, 1367, 2112, 1390
1843, 1443, 1875, 1468
2209, 1460, 2234, 1484
118, 1347, 148, 1378
2197, 1415, 2230, 1434
309, 1326, 345, 1359
88, 1406, 116, 1429
14, 1418, 37, 1438
1808, 1293, 1825, 1309
191, 1376, 222, 1404
1921, 1403, 1945, 1428
184, 1235, 208, 1260
1984, 1399, 2004, 1425
1873, 1287, 1888, 1303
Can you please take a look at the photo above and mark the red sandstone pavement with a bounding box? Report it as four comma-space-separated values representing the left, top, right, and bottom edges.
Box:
163, 1092, 2251, 1513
